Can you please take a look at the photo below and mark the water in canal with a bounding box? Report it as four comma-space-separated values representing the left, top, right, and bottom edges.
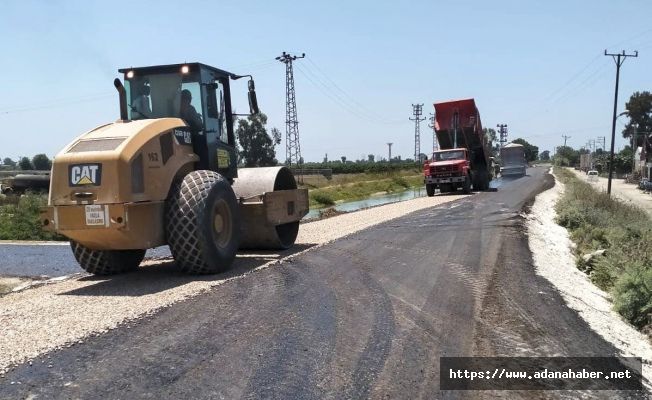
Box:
305, 187, 427, 219
304, 176, 511, 220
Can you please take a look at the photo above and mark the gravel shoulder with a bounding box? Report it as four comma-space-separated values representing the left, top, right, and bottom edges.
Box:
528, 169, 652, 388
0, 193, 467, 375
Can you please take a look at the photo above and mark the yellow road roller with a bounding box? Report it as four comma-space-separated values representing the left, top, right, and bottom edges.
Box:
41, 63, 308, 275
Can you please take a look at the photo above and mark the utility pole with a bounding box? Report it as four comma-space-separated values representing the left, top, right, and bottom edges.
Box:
428, 112, 438, 152
562, 135, 571, 147
387, 142, 393, 162
605, 49, 638, 196
409, 104, 426, 162
276, 51, 305, 169
597, 136, 606, 151
497, 124, 508, 147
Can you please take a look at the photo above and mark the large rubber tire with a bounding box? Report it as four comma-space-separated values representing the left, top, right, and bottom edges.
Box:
165, 170, 240, 274
426, 184, 435, 197
70, 241, 145, 275
473, 170, 489, 191
462, 175, 472, 194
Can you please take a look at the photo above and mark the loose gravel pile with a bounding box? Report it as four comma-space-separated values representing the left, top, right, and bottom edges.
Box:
527, 170, 652, 386
0, 194, 466, 374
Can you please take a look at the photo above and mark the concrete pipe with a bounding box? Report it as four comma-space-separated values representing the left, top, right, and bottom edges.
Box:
232, 166, 305, 250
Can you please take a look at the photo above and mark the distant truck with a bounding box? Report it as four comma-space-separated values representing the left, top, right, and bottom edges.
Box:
499, 143, 527, 177
423, 98, 492, 196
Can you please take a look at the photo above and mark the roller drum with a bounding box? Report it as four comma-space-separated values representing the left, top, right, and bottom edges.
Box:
232, 166, 301, 250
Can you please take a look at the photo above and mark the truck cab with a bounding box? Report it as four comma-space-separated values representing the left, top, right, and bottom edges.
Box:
423, 148, 472, 195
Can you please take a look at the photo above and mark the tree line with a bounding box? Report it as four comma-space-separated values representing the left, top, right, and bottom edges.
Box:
1, 154, 52, 171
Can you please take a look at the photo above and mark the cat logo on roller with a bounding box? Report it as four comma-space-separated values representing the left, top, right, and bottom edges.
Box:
69, 164, 102, 186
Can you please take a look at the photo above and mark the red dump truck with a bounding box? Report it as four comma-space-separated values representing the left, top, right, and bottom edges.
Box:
424, 98, 492, 196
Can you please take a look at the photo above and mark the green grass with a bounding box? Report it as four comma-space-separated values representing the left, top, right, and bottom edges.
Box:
554, 167, 652, 328
307, 173, 423, 207
0, 193, 63, 241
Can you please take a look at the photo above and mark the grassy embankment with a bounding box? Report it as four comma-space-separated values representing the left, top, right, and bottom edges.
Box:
302, 170, 424, 208
554, 167, 652, 329
0, 194, 61, 241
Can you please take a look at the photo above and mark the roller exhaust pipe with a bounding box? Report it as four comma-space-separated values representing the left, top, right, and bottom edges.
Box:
113, 78, 128, 122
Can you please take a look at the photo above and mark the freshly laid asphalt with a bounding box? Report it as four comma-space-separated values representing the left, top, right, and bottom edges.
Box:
0, 168, 644, 399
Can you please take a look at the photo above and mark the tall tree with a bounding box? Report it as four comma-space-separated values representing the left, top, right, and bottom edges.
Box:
235, 113, 278, 167
18, 157, 33, 170
511, 138, 539, 162
622, 91, 652, 148
483, 127, 497, 143
2, 157, 16, 168
554, 146, 579, 166
539, 150, 550, 161
32, 154, 52, 170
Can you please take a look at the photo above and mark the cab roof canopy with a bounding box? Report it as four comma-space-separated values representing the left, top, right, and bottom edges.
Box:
118, 62, 236, 79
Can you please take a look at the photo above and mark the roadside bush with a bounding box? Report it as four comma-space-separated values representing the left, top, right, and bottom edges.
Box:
0, 193, 62, 240
390, 175, 409, 188
613, 262, 652, 329
310, 191, 335, 206
554, 167, 652, 328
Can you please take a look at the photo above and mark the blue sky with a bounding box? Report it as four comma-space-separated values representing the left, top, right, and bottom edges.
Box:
1, 0, 651, 162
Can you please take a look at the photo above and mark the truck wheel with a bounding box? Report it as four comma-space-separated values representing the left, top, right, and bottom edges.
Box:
474, 170, 489, 191
481, 170, 491, 191
426, 184, 435, 197
70, 241, 145, 275
165, 170, 240, 274
462, 175, 472, 194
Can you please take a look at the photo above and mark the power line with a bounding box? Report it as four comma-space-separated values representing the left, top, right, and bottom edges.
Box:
304, 57, 405, 124
0, 92, 114, 115
296, 59, 405, 125
550, 61, 611, 105
605, 49, 638, 196
294, 64, 381, 124
542, 53, 602, 104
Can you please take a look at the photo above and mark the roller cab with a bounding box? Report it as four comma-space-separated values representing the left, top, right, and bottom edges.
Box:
41, 62, 308, 275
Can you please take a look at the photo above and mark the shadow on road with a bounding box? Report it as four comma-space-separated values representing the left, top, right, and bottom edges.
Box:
60, 243, 318, 297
